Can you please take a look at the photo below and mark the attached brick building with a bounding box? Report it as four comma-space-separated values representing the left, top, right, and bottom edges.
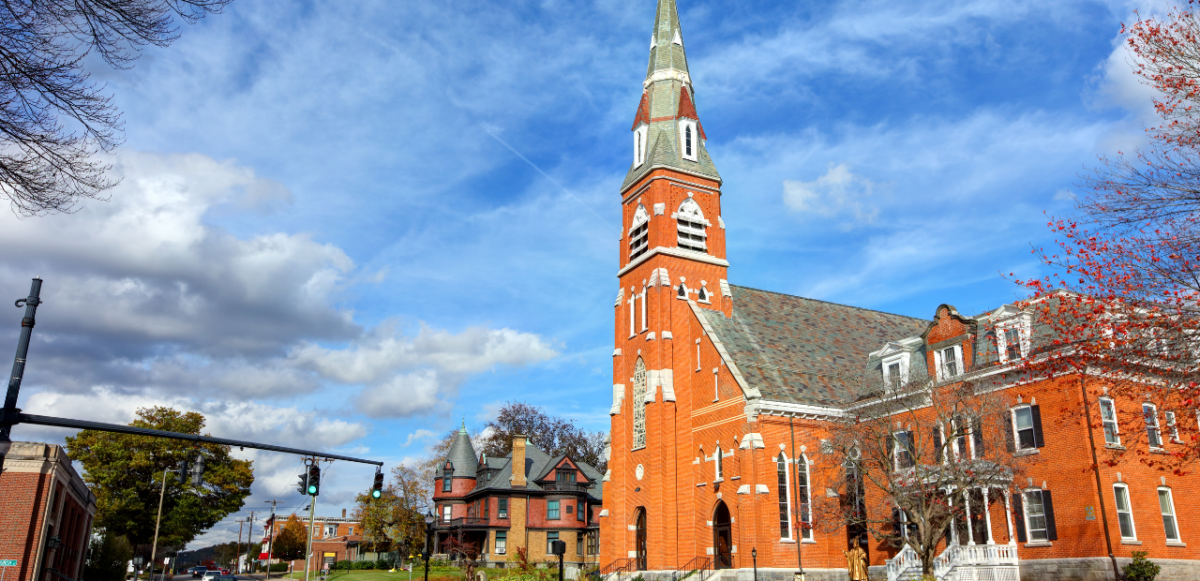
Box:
598, 2, 1200, 580
432, 427, 602, 571
0, 442, 96, 581
265, 512, 362, 572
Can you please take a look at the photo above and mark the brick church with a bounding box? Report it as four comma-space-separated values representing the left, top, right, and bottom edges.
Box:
597, 1, 1200, 580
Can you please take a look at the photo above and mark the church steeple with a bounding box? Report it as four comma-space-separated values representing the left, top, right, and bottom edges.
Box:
623, 0, 720, 193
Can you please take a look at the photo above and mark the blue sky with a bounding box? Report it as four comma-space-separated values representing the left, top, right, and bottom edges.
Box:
0, 0, 1163, 546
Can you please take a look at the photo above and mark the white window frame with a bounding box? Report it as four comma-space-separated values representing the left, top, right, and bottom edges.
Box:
1158, 487, 1181, 543
1022, 489, 1049, 542
949, 416, 973, 461
498, 498, 508, 519
633, 126, 648, 167
324, 525, 337, 538
640, 285, 647, 333
714, 448, 723, 481
996, 316, 1031, 363
795, 454, 813, 540
1114, 484, 1137, 540
628, 290, 636, 339
679, 119, 698, 161
713, 368, 719, 402
777, 453, 792, 541
1011, 405, 1037, 451
495, 531, 507, 554
1166, 411, 1180, 443
882, 353, 908, 391
674, 198, 708, 253
1144, 403, 1163, 449
442, 505, 452, 523
1099, 397, 1120, 446
628, 204, 650, 261
893, 431, 914, 470
696, 339, 701, 372
935, 345, 964, 381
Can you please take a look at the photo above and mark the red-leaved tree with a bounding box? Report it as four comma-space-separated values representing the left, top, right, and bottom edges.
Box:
1017, 4, 1200, 472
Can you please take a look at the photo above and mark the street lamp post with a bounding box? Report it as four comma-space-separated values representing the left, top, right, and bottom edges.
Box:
752, 548, 758, 581
422, 510, 435, 581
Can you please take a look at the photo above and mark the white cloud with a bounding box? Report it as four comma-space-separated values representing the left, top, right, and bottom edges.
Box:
403, 429, 437, 447
783, 163, 879, 227
356, 370, 444, 418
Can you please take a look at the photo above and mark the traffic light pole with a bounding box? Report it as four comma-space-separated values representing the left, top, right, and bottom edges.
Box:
0, 278, 42, 472
304, 487, 317, 581
264, 500, 280, 581
150, 465, 178, 581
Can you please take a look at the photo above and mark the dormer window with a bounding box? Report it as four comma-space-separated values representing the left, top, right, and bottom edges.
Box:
629, 204, 650, 260
633, 126, 648, 167
997, 316, 1031, 363
881, 353, 909, 391
675, 198, 708, 253
679, 120, 698, 161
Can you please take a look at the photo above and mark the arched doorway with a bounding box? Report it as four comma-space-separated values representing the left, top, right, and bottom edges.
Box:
713, 502, 732, 569
634, 508, 647, 571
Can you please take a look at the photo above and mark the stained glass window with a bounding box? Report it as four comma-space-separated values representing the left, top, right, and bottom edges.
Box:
633, 358, 647, 450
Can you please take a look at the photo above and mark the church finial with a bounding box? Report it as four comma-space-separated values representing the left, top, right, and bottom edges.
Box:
459, 418, 467, 434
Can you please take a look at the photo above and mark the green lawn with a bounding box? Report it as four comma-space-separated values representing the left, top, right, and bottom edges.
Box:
279, 569, 466, 581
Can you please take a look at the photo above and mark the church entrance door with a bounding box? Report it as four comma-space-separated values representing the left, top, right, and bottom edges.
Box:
635, 508, 647, 571
713, 502, 732, 570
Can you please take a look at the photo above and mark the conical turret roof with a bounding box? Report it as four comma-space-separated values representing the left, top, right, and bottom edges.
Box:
444, 422, 478, 479
646, 0, 689, 82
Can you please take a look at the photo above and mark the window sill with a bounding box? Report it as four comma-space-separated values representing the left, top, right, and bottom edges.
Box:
1014, 448, 1039, 457
730, 476, 741, 481
713, 478, 724, 484
1120, 540, 1142, 546
696, 482, 706, 487
1149, 448, 1167, 455
1167, 541, 1187, 548
1105, 444, 1125, 450
1024, 542, 1052, 548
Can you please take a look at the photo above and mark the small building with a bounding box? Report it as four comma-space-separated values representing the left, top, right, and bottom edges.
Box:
432, 427, 602, 571
265, 511, 362, 572
0, 442, 96, 581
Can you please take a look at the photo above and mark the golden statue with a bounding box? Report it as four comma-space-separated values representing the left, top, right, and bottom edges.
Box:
843, 545, 868, 581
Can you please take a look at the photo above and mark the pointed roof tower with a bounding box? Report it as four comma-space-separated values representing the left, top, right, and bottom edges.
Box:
623, 0, 720, 192
444, 422, 478, 478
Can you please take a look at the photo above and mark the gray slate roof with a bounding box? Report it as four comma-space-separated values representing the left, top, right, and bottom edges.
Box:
699, 285, 930, 407
445, 425, 478, 478
469, 443, 603, 501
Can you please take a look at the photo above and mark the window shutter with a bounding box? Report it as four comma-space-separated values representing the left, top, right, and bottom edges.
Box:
1043, 490, 1057, 541
890, 507, 902, 536
886, 434, 895, 468
1013, 494, 1026, 543
1032, 405, 1045, 448
1004, 411, 1015, 453
932, 428, 944, 463
972, 417, 985, 457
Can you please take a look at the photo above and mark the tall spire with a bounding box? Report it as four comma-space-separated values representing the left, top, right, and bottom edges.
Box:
622, 0, 719, 192
646, 0, 689, 86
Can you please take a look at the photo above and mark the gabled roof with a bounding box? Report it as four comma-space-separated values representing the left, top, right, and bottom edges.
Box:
698, 285, 930, 407
469, 443, 603, 500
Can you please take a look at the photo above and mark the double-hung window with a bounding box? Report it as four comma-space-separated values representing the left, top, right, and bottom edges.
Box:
1023, 490, 1049, 542
1114, 484, 1137, 540
1166, 411, 1180, 443
495, 531, 507, 554
1144, 404, 1163, 448
546, 531, 560, 554
936, 345, 963, 381
547, 500, 560, 520
442, 505, 452, 523
1012, 406, 1042, 451
498, 498, 508, 519
1099, 398, 1120, 446
1159, 488, 1181, 543
893, 431, 914, 469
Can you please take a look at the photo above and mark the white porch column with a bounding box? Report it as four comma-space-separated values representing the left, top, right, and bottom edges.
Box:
965, 492, 976, 546
1003, 490, 1015, 546
983, 487, 995, 545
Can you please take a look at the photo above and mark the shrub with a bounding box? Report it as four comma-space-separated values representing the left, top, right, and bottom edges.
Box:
268, 564, 289, 573
351, 561, 374, 570
332, 561, 352, 571
1124, 552, 1161, 581
376, 560, 391, 570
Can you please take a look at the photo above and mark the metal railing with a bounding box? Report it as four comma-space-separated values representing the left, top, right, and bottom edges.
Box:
597, 558, 634, 581
542, 482, 588, 491
438, 516, 489, 528
674, 557, 712, 581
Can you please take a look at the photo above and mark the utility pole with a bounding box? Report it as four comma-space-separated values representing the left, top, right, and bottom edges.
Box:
150, 465, 179, 581
0, 277, 43, 472
264, 500, 281, 581
304, 458, 320, 581
235, 518, 245, 575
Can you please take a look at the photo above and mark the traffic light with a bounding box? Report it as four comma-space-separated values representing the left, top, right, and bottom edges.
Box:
178, 459, 190, 485
371, 470, 383, 499
190, 454, 205, 487
307, 464, 321, 496
296, 471, 308, 495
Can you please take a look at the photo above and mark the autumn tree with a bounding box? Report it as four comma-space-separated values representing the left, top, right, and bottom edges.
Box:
272, 515, 308, 562
1019, 5, 1200, 471
478, 401, 607, 472
0, 0, 232, 215
84, 530, 134, 581
353, 464, 430, 564
64, 407, 254, 553
816, 372, 1028, 578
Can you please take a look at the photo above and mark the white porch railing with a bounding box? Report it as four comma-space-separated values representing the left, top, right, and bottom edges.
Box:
885, 546, 921, 581
889, 544, 1019, 581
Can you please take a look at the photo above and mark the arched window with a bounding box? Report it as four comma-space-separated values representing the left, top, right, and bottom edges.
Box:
629, 204, 650, 260
777, 453, 792, 539
632, 358, 647, 450
796, 455, 812, 539
633, 128, 647, 167
715, 448, 723, 480
675, 198, 708, 253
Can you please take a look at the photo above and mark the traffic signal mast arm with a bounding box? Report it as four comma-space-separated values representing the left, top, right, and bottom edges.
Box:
16, 412, 384, 467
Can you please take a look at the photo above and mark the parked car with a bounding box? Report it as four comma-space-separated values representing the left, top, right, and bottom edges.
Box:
202, 571, 221, 580
213, 576, 238, 581
191, 567, 207, 579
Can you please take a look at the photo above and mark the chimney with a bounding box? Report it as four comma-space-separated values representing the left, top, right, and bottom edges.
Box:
512, 434, 527, 487
342, 509, 346, 518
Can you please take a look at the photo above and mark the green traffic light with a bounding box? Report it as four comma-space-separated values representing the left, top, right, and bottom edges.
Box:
308, 485, 317, 494
371, 489, 381, 499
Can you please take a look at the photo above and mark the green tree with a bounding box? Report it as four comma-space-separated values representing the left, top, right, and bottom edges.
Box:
479, 401, 607, 472
353, 464, 429, 564
65, 407, 254, 551
84, 530, 133, 581
272, 515, 308, 562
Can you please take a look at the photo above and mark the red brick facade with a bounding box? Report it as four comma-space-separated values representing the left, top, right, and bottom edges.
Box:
0, 443, 96, 581
265, 514, 362, 573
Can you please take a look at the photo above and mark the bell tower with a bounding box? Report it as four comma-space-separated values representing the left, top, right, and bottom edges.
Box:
603, 0, 728, 571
